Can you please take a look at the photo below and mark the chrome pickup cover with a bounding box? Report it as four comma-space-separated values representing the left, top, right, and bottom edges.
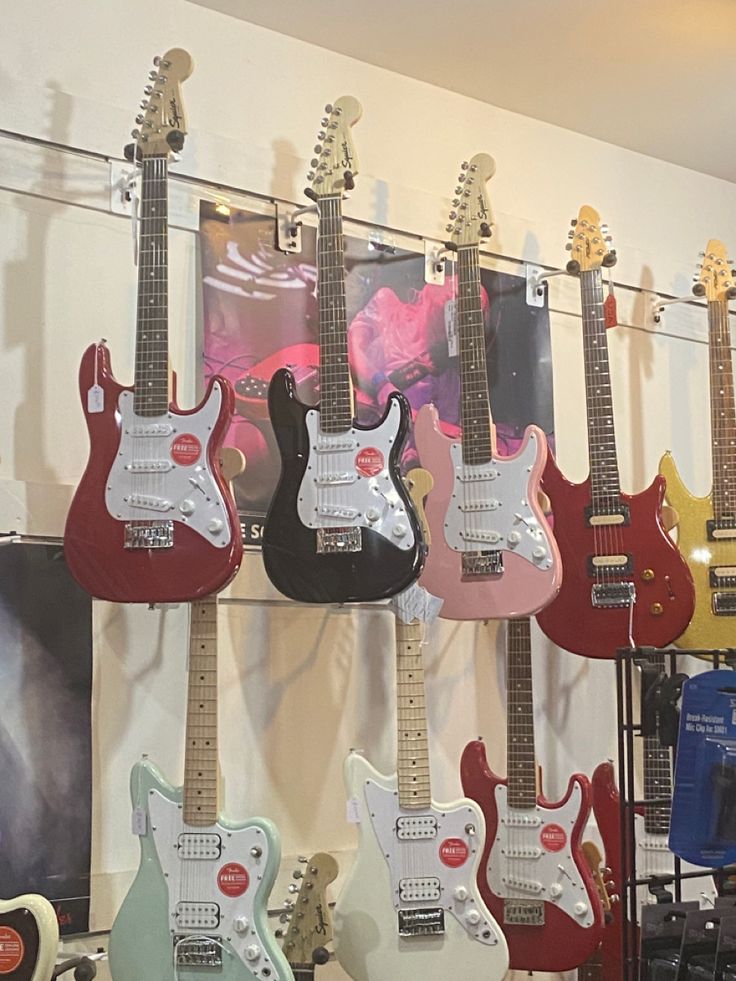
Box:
591, 582, 636, 608
504, 899, 545, 926
124, 521, 174, 550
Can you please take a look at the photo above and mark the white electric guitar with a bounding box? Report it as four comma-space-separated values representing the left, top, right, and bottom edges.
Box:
0, 894, 58, 981
333, 472, 508, 981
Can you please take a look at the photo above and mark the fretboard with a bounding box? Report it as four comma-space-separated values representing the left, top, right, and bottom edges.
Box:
317, 194, 352, 434
396, 618, 431, 808
580, 268, 621, 509
134, 155, 170, 417
642, 652, 672, 836
291, 967, 315, 981
183, 595, 219, 826
708, 299, 736, 520
506, 618, 537, 809
457, 245, 493, 465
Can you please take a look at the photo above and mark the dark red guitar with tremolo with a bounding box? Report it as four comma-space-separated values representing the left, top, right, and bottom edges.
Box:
64, 49, 242, 603
460, 617, 604, 972
536, 206, 694, 657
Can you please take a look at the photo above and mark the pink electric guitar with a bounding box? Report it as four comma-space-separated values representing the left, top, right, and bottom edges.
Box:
64, 49, 242, 603
415, 154, 560, 619
460, 617, 604, 972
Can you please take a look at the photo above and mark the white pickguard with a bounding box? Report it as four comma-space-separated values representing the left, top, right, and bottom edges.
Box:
296, 402, 415, 550
634, 814, 718, 908
443, 434, 552, 568
105, 385, 233, 548
148, 791, 283, 979
363, 779, 503, 947
488, 783, 594, 926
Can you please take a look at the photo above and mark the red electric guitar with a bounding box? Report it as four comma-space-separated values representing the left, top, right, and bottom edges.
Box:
586, 762, 624, 981
64, 49, 242, 603
460, 617, 604, 972
536, 206, 694, 657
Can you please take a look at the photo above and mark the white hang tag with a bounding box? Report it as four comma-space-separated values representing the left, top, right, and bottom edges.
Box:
391, 583, 443, 626
346, 798, 361, 824
131, 806, 147, 836
87, 384, 104, 413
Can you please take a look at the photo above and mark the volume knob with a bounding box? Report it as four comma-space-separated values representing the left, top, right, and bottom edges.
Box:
244, 944, 261, 961
465, 909, 481, 926
549, 883, 563, 898
453, 886, 469, 902
233, 915, 249, 933
207, 518, 224, 534
574, 901, 589, 917
180, 499, 195, 516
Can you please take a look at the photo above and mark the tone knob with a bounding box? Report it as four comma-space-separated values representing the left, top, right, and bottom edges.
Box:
244, 944, 261, 961
465, 909, 481, 926
233, 915, 249, 933
365, 507, 380, 522
453, 886, 469, 902
574, 901, 589, 917
508, 531, 521, 545
549, 883, 563, 898
207, 518, 224, 534
180, 499, 195, 516
532, 545, 547, 559
392, 523, 407, 538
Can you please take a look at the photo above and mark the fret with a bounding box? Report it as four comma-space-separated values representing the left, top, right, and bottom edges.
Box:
457, 245, 493, 466
183, 596, 219, 826
708, 300, 736, 519
642, 652, 673, 835
317, 195, 353, 434
506, 618, 537, 809
396, 618, 431, 808
133, 155, 170, 417
580, 268, 621, 509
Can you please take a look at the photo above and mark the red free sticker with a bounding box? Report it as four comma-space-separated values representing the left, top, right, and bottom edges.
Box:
540, 823, 567, 852
439, 837, 469, 868
217, 862, 250, 898
355, 447, 384, 477
171, 433, 202, 466
0, 926, 24, 974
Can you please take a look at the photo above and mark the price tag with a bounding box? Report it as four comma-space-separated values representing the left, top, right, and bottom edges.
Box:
346, 798, 361, 824
87, 384, 104, 413
132, 806, 147, 836
391, 583, 443, 625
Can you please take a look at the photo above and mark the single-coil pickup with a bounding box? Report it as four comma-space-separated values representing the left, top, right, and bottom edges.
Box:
315, 472, 357, 486
317, 504, 359, 520
458, 500, 500, 512
125, 493, 172, 512
174, 902, 220, 930
588, 553, 632, 577
713, 592, 736, 616
315, 437, 358, 452
710, 566, 736, 588
173, 936, 222, 968
127, 423, 174, 437
460, 530, 503, 544
501, 875, 543, 894
399, 877, 441, 902
584, 503, 630, 527
124, 460, 173, 473
503, 900, 545, 926
707, 517, 736, 541
591, 582, 636, 608
456, 469, 500, 483
396, 815, 438, 840
639, 838, 671, 853
176, 833, 222, 860
501, 814, 542, 828
502, 846, 542, 859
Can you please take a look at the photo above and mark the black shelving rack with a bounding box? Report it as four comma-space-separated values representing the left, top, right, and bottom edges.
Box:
615, 645, 736, 981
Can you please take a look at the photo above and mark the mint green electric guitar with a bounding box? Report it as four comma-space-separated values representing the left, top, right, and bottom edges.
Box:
108, 592, 292, 981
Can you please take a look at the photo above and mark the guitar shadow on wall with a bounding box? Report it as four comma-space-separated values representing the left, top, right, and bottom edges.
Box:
626, 264, 657, 491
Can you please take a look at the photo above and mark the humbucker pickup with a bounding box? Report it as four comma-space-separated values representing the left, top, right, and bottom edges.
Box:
124, 521, 174, 549
503, 899, 545, 926
591, 582, 636, 608
173, 935, 222, 967
399, 877, 441, 901
396, 815, 438, 840
584, 503, 630, 527
176, 833, 222, 860
707, 517, 736, 541
462, 550, 504, 577
713, 593, 736, 616
397, 907, 445, 937
587, 553, 632, 577
316, 527, 361, 554
175, 902, 220, 930
710, 567, 736, 588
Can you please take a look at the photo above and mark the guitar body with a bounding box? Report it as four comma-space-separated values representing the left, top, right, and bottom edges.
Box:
0, 895, 58, 981
333, 754, 508, 981
108, 760, 290, 981
537, 453, 695, 657
413, 404, 560, 619
234, 344, 319, 421
65, 343, 243, 603
590, 762, 624, 981
460, 740, 603, 972
263, 368, 424, 603
659, 451, 736, 648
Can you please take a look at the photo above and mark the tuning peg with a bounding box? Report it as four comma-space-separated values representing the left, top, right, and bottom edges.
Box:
602, 249, 617, 268
448, 211, 457, 220
135, 114, 145, 124
343, 170, 355, 190
604, 235, 613, 243
293, 869, 304, 879
600, 223, 609, 234
131, 129, 140, 140
317, 131, 326, 140
283, 900, 295, 910
312, 947, 331, 966
148, 69, 158, 80
139, 100, 149, 109
143, 85, 153, 96
274, 928, 284, 939
565, 242, 573, 251
570, 218, 578, 227
445, 224, 454, 233
278, 911, 291, 923
313, 144, 322, 154
298, 855, 308, 863
461, 160, 469, 170
567, 230, 575, 239
288, 883, 299, 893
726, 286, 736, 300
152, 55, 161, 66
480, 222, 492, 238
457, 174, 466, 183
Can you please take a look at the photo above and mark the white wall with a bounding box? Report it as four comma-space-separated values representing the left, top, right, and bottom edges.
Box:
1, 1, 734, 977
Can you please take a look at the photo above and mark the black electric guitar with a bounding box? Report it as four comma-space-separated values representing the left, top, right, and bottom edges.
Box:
263, 96, 424, 603
281, 853, 338, 981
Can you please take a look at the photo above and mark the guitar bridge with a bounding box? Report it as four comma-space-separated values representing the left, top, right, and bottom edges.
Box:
713, 592, 736, 616
591, 582, 636, 608
124, 521, 174, 549
397, 907, 445, 937
173, 935, 222, 967
503, 899, 545, 925
462, 550, 504, 577
316, 527, 361, 554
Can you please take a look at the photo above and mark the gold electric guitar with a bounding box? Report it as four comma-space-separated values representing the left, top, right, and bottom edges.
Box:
281, 853, 338, 981
660, 240, 736, 649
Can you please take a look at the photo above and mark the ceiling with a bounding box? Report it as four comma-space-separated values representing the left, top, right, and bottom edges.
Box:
190, 0, 736, 182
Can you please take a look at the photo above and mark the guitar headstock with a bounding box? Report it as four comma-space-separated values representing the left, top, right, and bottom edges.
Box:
693, 240, 736, 302
582, 840, 618, 919
305, 97, 362, 198
566, 205, 616, 273
282, 852, 338, 967
129, 48, 192, 158
445, 153, 495, 247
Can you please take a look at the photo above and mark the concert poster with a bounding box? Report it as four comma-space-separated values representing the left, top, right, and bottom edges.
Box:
0, 544, 92, 934
200, 201, 554, 546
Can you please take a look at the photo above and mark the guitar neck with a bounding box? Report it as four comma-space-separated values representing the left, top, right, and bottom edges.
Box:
134, 154, 170, 417
317, 194, 352, 434
580, 268, 621, 508
396, 618, 431, 808
506, 617, 537, 808
183, 594, 219, 825
291, 966, 316, 981
457, 244, 493, 465
708, 299, 736, 519
642, 652, 672, 835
